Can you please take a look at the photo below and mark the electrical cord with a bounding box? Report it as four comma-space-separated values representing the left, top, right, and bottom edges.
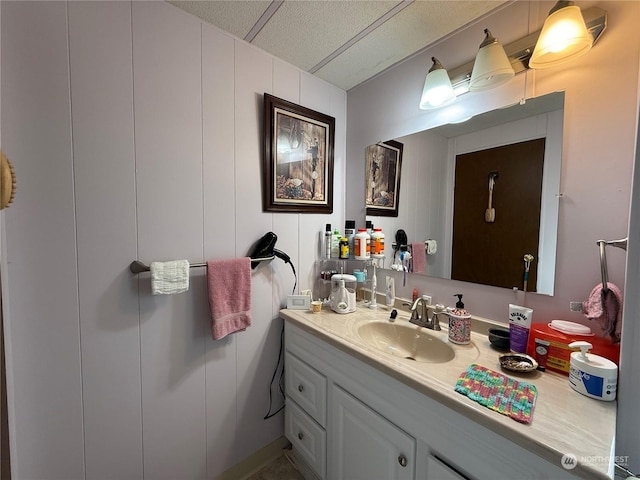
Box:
274, 248, 297, 294
264, 324, 286, 420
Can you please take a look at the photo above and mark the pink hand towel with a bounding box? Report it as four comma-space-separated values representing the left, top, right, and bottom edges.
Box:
207, 257, 252, 340
411, 242, 427, 274
583, 282, 622, 343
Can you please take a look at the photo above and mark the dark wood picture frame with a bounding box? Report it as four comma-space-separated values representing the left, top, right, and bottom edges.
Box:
365, 140, 403, 217
263, 93, 335, 213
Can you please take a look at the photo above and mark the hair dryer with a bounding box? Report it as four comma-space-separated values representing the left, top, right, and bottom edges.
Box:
247, 232, 292, 269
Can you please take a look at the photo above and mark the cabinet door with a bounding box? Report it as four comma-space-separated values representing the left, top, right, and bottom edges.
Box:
330, 385, 415, 480
426, 455, 469, 480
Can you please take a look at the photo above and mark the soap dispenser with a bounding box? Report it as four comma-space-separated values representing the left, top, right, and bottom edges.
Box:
448, 293, 470, 345
568, 341, 618, 401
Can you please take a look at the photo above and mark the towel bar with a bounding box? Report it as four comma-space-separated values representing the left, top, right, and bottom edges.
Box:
597, 238, 628, 292
129, 256, 275, 274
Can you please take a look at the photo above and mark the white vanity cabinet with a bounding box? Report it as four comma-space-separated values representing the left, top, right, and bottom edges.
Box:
330, 384, 416, 480
283, 319, 579, 480
284, 351, 327, 479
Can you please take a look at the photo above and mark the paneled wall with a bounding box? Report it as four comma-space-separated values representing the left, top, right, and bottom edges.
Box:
0, 2, 346, 479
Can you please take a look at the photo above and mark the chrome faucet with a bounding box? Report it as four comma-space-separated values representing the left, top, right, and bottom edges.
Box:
408, 297, 442, 331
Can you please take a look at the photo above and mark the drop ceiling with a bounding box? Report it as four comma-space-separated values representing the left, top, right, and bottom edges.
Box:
169, 0, 509, 91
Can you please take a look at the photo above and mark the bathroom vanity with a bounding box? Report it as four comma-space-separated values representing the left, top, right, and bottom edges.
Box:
280, 306, 616, 480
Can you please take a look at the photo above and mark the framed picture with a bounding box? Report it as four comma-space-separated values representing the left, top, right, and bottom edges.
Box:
263, 93, 335, 213
365, 140, 403, 217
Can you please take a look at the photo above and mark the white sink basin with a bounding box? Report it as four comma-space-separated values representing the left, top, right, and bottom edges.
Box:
357, 322, 455, 363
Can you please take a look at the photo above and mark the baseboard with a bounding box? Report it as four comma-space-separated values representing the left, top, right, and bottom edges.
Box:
214, 436, 290, 480
286, 447, 321, 480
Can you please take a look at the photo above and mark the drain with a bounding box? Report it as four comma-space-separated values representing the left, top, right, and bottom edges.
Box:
404, 356, 416, 361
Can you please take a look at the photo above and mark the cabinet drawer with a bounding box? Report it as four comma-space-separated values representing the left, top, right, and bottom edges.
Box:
286, 399, 327, 480
285, 352, 327, 427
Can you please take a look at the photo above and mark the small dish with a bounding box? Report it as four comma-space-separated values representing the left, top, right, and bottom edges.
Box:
498, 353, 538, 373
488, 328, 510, 350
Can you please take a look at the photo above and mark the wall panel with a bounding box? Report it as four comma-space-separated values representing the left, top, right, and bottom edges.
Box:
132, 2, 207, 478
233, 41, 284, 462
272, 59, 302, 305
68, 2, 142, 478
201, 23, 240, 478
1, 2, 85, 478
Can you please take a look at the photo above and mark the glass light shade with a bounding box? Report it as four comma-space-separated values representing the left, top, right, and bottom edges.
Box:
419, 58, 456, 110
529, 3, 592, 69
469, 30, 515, 92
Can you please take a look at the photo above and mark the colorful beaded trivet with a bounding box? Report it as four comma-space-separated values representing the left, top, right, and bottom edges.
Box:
454, 363, 537, 424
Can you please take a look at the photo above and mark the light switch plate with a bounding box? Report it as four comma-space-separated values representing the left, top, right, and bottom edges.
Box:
287, 295, 311, 310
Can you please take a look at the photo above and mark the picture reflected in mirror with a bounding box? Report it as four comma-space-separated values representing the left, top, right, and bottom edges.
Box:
365, 91, 564, 296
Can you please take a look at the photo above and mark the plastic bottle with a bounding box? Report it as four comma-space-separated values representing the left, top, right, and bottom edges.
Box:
339, 237, 349, 259
324, 224, 332, 259
331, 229, 341, 258
371, 228, 385, 258
354, 228, 371, 260
568, 341, 618, 401
344, 220, 356, 256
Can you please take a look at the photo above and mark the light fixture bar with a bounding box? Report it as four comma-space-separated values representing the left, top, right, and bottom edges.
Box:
447, 6, 606, 95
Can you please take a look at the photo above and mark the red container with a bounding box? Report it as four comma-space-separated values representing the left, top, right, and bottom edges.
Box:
526, 321, 620, 375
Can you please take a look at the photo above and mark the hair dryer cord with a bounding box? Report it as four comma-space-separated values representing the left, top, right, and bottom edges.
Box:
273, 249, 297, 294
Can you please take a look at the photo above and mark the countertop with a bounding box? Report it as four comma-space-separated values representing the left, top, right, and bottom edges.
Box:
280, 304, 616, 480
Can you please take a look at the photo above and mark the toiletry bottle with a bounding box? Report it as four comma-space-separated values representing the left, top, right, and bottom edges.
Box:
354, 228, 371, 260
412, 288, 419, 302
331, 229, 341, 258
324, 224, 332, 259
371, 228, 385, 258
449, 294, 470, 344
568, 341, 618, 401
345, 220, 356, 256
339, 237, 349, 259
366, 220, 373, 235
385, 276, 395, 307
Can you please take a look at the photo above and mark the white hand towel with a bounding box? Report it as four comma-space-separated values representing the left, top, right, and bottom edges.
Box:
425, 239, 437, 255
150, 260, 190, 295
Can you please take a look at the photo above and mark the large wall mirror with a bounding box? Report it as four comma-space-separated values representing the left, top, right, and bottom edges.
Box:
366, 91, 564, 296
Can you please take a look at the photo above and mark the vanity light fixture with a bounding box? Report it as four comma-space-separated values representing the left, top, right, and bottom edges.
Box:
529, 1, 593, 69
469, 29, 515, 92
419, 6, 606, 107
419, 57, 456, 110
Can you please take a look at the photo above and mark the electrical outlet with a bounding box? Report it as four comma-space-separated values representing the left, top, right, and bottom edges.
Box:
423, 295, 433, 305
569, 301, 583, 312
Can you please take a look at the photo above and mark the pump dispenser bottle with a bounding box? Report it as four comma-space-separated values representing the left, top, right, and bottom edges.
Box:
448, 293, 470, 345
568, 341, 617, 401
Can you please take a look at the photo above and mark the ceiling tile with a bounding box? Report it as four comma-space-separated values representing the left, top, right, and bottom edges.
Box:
168, 0, 272, 39
252, 1, 398, 71
168, 0, 509, 91
315, 1, 505, 90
